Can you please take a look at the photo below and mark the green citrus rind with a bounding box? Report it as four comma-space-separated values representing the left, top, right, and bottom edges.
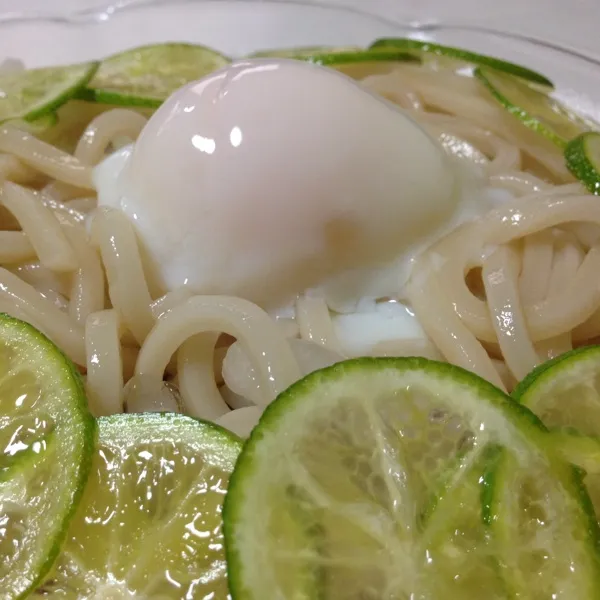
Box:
370, 38, 553, 87
565, 132, 600, 194
84, 43, 231, 108
0, 313, 95, 599
36, 412, 241, 598
224, 357, 599, 599
0, 62, 98, 124
475, 67, 590, 147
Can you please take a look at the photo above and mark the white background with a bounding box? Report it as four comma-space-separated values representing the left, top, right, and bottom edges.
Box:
0, 0, 599, 59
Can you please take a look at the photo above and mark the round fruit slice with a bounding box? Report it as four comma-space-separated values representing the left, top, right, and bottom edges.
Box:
304, 49, 418, 67
0, 314, 95, 598
514, 345, 600, 515
248, 47, 419, 81
248, 45, 361, 59
566, 132, 600, 194
513, 346, 600, 435
36, 413, 241, 598
306, 49, 419, 80
475, 67, 592, 147
248, 46, 417, 65
223, 357, 600, 599
485, 446, 600, 598
83, 43, 231, 108
0, 61, 98, 124
369, 38, 554, 87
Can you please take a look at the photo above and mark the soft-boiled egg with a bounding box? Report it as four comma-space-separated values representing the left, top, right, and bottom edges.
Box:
94, 58, 477, 313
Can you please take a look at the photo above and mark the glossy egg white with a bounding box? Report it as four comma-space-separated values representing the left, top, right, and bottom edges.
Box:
94, 58, 463, 309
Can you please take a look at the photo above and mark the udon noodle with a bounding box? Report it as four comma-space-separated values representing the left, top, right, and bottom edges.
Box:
0, 60, 597, 438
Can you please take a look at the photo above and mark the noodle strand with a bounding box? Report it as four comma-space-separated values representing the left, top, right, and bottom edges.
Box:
85, 309, 123, 416
136, 296, 301, 406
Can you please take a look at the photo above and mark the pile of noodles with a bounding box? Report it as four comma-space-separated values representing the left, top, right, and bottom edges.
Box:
1, 59, 597, 437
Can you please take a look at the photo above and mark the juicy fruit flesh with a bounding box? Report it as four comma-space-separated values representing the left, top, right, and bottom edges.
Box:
264, 387, 502, 598
0, 314, 94, 600
37, 418, 236, 598
522, 358, 600, 436
0, 340, 56, 589
227, 360, 600, 600
0, 63, 97, 122
518, 349, 600, 539
87, 44, 230, 103
493, 453, 599, 599
0, 351, 46, 480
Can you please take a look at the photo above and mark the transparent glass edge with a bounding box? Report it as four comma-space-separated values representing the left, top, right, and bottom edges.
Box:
1, 0, 599, 71
0, 0, 419, 26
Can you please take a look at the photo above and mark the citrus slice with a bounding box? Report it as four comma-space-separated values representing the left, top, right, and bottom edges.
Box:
475, 67, 592, 147
36, 413, 241, 598
369, 38, 553, 87
83, 43, 231, 108
223, 357, 600, 599
566, 132, 600, 194
0, 61, 98, 124
248, 45, 361, 58
487, 449, 600, 598
0, 314, 95, 598
248, 47, 417, 65
306, 49, 419, 80
304, 49, 418, 67
247, 46, 419, 80
513, 346, 600, 435
514, 345, 600, 516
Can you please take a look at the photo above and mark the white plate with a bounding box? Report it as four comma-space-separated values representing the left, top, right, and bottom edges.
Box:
0, 0, 599, 118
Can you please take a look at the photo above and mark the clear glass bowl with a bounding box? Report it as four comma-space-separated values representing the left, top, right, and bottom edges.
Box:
1, 0, 599, 119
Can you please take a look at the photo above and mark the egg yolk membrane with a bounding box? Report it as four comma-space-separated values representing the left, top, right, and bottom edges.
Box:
94, 58, 489, 318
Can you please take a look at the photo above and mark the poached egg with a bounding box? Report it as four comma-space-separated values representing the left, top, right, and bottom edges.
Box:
94, 58, 494, 353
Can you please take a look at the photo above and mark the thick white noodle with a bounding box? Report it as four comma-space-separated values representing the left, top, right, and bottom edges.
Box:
85, 309, 123, 416
136, 296, 301, 406
177, 333, 230, 420
1, 182, 77, 271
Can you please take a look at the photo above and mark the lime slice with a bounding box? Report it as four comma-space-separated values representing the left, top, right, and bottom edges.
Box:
475, 67, 591, 147
0, 61, 98, 124
307, 49, 419, 80
247, 47, 419, 80
248, 45, 361, 58
487, 450, 600, 598
513, 346, 600, 435
304, 49, 418, 67
566, 132, 600, 194
369, 38, 553, 87
84, 43, 231, 108
514, 345, 600, 516
0, 314, 95, 598
248, 47, 417, 65
223, 357, 600, 599
36, 413, 241, 598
